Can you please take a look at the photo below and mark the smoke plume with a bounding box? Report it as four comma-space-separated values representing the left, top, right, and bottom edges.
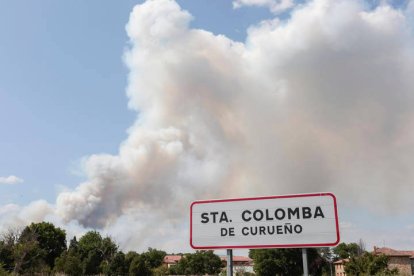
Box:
2, 0, 414, 251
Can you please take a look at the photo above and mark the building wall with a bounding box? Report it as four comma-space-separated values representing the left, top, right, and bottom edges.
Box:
334, 263, 346, 276
388, 256, 412, 276
411, 259, 414, 275
234, 265, 254, 274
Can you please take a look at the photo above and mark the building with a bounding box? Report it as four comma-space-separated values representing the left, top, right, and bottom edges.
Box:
220, 255, 254, 275
163, 255, 182, 269
333, 258, 348, 276
163, 254, 254, 275
373, 247, 414, 276
334, 247, 414, 276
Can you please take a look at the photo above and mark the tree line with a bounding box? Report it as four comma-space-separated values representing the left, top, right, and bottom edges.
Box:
0, 221, 399, 275
0, 221, 224, 275
250, 242, 398, 275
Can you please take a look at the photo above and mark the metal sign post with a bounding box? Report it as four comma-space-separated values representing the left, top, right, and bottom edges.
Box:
227, 249, 233, 276
302, 248, 309, 276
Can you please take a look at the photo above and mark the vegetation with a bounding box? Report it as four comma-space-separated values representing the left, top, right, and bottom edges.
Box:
333, 242, 364, 259
0, 223, 401, 275
330, 241, 398, 275
345, 252, 398, 276
0, 222, 168, 275
249, 248, 324, 275
168, 250, 223, 275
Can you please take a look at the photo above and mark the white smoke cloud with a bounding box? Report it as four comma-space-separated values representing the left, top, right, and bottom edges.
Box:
0, 200, 53, 233
2, 0, 414, 252
340, 219, 414, 250
0, 175, 24, 185
233, 0, 295, 13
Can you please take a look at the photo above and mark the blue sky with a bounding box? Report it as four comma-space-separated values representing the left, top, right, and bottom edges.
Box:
0, 0, 274, 204
1, 0, 414, 252
0, 0, 135, 203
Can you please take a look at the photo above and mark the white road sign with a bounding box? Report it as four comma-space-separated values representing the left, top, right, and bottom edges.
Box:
190, 193, 340, 249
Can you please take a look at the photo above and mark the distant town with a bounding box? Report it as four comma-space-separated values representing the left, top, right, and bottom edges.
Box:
0, 221, 413, 275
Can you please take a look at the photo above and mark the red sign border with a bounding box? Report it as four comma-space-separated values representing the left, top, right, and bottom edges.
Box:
190, 192, 340, 249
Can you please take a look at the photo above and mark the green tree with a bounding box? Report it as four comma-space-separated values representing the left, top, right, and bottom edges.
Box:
19, 222, 66, 269
54, 235, 82, 275
0, 263, 10, 276
129, 254, 151, 276
83, 250, 102, 275
68, 236, 79, 252
0, 241, 14, 272
345, 252, 398, 276
102, 251, 127, 276
195, 250, 223, 275
170, 251, 223, 275
78, 231, 103, 259
168, 255, 188, 275
77, 231, 119, 275
127, 248, 166, 276
78, 231, 105, 274
125, 251, 139, 271
101, 237, 118, 260
249, 248, 323, 276
334, 242, 362, 259
54, 251, 82, 276
319, 247, 337, 275
141, 247, 167, 269
13, 228, 47, 274
0, 228, 20, 273
152, 264, 169, 276
99, 236, 119, 274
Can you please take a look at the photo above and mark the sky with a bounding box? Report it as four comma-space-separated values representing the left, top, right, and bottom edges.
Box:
1, 0, 414, 254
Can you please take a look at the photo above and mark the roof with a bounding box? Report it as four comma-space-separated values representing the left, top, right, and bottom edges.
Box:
334, 259, 349, 264
220, 256, 253, 264
164, 255, 182, 264
164, 255, 253, 265
373, 247, 414, 258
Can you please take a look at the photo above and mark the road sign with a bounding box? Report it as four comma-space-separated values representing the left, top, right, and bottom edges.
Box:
190, 192, 340, 249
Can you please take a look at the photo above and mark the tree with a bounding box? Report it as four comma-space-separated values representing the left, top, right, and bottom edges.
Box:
83, 250, 102, 275
141, 247, 166, 269
99, 236, 119, 273
77, 231, 119, 275
19, 222, 66, 269
168, 255, 189, 275
0, 242, 14, 272
0, 263, 9, 276
54, 251, 82, 276
357, 239, 366, 256
345, 252, 398, 275
68, 236, 79, 252
170, 251, 223, 275
333, 242, 362, 259
101, 237, 118, 260
0, 228, 20, 272
78, 231, 103, 259
127, 248, 166, 276
249, 248, 323, 276
196, 250, 223, 275
13, 227, 48, 274
78, 231, 104, 275
129, 254, 151, 276
125, 251, 139, 270
102, 251, 127, 276
318, 247, 337, 276
54, 235, 82, 276
152, 264, 169, 276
